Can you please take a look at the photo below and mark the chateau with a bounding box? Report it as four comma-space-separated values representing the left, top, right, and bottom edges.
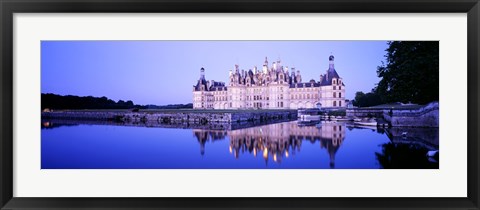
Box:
193, 55, 346, 109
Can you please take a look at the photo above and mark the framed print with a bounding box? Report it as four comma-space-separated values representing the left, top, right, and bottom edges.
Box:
1, 0, 479, 209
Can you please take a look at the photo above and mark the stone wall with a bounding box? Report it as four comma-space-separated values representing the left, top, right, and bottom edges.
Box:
42, 111, 118, 120
383, 102, 439, 127
42, 118, 294, 131
345, 102, 439, 127
42, 110, 298, 124
346, 108, 384, 119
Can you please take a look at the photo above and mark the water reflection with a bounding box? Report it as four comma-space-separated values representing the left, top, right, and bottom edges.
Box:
41, 119, 438, 169
193, 121, 345, 168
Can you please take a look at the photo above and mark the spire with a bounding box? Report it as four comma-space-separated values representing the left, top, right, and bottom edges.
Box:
200, 67, 205, 80
329, 54, 335, 70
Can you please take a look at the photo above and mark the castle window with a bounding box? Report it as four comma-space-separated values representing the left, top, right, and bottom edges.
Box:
333, 101, 336, 106
333, 92, 336, 98
339, 93, 342, 98
339, 86, 342, 90
333, 86, 336, 90
339, 101, 342, 106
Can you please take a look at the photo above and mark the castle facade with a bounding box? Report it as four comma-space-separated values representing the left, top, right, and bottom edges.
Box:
193, 55, 346, 109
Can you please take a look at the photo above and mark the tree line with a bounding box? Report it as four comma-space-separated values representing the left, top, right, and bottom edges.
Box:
41, 93, 192, 110
353, 41, 439, 107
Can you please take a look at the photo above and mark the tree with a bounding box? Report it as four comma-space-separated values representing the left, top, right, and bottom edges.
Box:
353, 91, 382, 107
41, 93, 141, 110
376, 41, 439, 104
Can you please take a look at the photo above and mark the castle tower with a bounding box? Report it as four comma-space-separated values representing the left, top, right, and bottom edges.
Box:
263, 57, 268, 74
235, 64, 239, 73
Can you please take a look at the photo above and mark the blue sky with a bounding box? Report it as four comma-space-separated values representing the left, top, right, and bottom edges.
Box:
41, 41, 388, 105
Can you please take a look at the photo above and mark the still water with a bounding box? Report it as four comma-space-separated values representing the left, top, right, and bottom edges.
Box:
41, 120, 439, 169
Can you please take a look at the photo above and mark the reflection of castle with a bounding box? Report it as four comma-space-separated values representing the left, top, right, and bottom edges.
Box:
193, 121, 346, 168
193, 130, 227, 156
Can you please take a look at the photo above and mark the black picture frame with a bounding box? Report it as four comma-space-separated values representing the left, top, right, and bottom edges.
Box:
1, 0, 479, 209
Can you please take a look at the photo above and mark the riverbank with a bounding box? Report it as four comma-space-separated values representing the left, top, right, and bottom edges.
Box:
42, 109, 298, 124
346, 102, 439, 127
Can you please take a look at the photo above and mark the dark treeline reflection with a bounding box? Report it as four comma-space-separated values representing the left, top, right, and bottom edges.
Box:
375, 143, 438, 169
193, 121, 345, 168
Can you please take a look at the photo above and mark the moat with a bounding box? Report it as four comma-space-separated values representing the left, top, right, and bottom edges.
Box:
41, 120, 439, 169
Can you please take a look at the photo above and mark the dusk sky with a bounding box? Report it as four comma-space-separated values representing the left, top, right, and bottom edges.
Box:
41, 41, 388, 105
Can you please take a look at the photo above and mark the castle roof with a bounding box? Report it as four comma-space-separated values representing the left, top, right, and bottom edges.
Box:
319, 68, 342, 86
209, 82, 227, 91
193, 78, 208, 91
210, 86, 228, 91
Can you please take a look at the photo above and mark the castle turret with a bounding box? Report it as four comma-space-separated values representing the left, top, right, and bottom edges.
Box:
296, 70, 302, 83
200, 67, 205, 80
329, 55, 335, 70
263, 57, 268, 74
235, 64, 239, 73
291, 69, 296, 83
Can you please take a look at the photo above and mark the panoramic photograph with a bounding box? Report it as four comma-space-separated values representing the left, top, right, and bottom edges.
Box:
41, 41, 439, 169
